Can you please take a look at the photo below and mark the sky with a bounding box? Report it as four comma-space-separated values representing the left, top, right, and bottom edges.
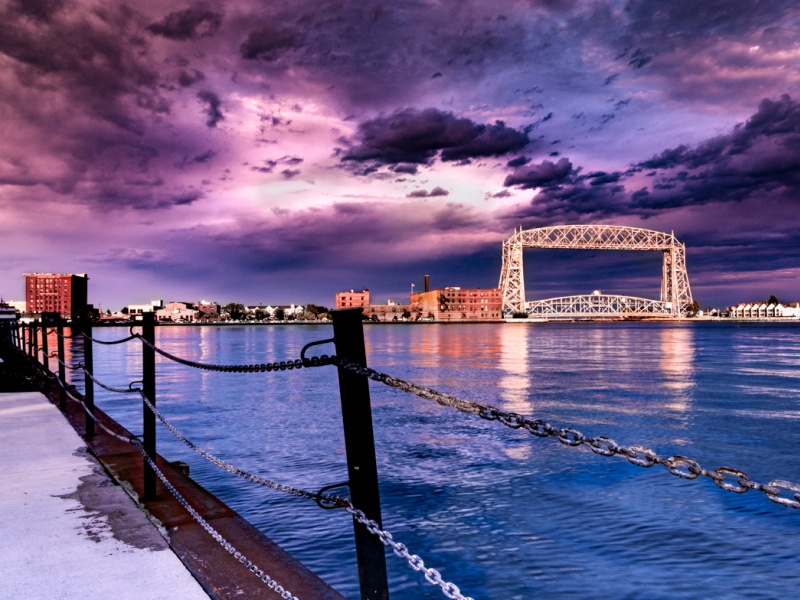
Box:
1, 0, 799, 311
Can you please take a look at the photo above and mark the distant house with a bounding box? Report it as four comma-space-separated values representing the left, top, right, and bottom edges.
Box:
729, 302, 800, 319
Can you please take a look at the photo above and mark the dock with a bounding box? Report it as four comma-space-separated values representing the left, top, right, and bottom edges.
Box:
0, 372, 346, 599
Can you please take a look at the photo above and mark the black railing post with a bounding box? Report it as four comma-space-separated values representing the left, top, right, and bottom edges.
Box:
83, 321, 95, 437
331, 308, 390, 600
57, 322, 66, 410
142, 312, 157, 500
41, 320, 50, 373
31, 322, 38, 360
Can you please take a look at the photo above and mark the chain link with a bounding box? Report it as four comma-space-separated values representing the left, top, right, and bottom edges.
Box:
329, 357, 800, 510
343, 505, 474, 600
51, 375, 298, 599
81, 365, 141, 394
135, 334, 334, 373
137, 389, 473, 600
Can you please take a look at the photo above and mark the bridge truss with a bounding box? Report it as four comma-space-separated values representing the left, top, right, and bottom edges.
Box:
499, 225, 693, 318
527, 294, 673, 319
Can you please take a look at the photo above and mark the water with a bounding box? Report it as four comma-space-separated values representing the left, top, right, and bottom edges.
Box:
64, 321, 800, 599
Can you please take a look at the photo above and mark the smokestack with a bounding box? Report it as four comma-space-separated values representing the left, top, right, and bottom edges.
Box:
424, 274, 429, 293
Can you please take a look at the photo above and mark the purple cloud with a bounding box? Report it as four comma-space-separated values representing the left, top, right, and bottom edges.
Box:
147, 7, 223, 41
340, 108, 529, 171
407, 186, 449, 198
197, 90, 224, 127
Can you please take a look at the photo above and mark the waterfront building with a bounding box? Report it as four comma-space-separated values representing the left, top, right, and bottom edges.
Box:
411, 286, 503, 321
335, 289, 370, 309
729, 302, 800, 318
156, 301, 199, 322
127, 300, 164, 316
364, 300, 415, 322
24, 273, 88, 320
197, 300, 220, 321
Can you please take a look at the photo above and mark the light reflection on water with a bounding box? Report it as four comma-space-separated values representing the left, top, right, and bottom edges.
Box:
65, 321, 800, 599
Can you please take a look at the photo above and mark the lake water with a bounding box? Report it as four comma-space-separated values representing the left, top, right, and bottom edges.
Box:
60, 321, 800, 599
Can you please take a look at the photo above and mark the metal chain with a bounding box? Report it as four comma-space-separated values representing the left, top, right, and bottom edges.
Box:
343, 505, 474, 600
137, 390, 472, 600
81, 365, 141, 394
50, 375, 298, 599
138, 449, 299, 600
328, 357, 800, 510
135, 334, 330, 373
52, 354, 85, 371
82, 332, 140, 345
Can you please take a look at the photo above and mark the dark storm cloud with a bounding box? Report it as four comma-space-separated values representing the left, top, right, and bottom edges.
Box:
147, 6, 223, 41
632, 94, 800, 210
197, 90, 224, 127
0, 1, 220, 210
195, 200, 488, 272
503, 157, 574, 189
340, 108, 529, 171
239, 24, 303, 61
503, 95, 800, 226
7, 0, 66, 22
617, 1, 800, 104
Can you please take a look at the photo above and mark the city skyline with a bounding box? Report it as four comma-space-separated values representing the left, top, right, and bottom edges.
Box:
1, 1, 799, 309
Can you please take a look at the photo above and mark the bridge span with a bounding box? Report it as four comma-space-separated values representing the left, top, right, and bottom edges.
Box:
499, 225, 693, 319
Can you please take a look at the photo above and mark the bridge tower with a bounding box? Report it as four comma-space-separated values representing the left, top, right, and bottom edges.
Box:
498, 225, 693, 318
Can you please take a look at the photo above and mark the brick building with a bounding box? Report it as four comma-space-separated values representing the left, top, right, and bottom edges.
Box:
335, 289, 370, 309
24, 273, 88, 320
410, 286, 503, 321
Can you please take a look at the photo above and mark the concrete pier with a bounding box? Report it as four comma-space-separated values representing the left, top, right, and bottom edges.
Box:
0, 391, 210, 599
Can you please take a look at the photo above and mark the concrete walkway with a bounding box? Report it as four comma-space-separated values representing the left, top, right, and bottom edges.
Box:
0, 392, 210, 600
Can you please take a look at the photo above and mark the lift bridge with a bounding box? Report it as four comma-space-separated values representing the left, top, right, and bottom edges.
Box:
499, 225, 693, 319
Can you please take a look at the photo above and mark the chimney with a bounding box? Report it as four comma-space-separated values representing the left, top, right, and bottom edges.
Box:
424, 274, 429, 293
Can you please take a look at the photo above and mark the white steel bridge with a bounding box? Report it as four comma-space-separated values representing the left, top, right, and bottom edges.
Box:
499, 225, 693, 319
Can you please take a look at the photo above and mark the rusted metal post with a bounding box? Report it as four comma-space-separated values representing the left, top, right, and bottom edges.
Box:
83, 321, 95, 437
57, 322, 66, 410
142, 312, 157, 500
331, 308, 390, 600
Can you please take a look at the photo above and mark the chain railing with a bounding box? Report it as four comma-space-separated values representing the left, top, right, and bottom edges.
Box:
25, 319, 469, 599
10, 314, 800, 600
325, 356, 800, 510
47, 373, 298, 600
136, 387, 473, 600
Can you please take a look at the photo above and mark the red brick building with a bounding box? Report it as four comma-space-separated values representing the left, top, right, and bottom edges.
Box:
335, 289, 370, 309
24, 273, 88, 320
410, 287, 502, 321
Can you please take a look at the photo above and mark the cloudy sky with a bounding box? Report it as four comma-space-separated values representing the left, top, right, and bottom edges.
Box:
1, 0, 799, 310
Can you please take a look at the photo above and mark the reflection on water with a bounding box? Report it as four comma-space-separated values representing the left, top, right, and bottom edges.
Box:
60, 321, 800, 599
659, 324, 696, 410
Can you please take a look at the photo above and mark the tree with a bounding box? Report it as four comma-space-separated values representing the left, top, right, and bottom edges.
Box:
274, 307, 285, 321
767, 294, 780, 306
684, 300, 701, 317
224, 302, 246, 320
